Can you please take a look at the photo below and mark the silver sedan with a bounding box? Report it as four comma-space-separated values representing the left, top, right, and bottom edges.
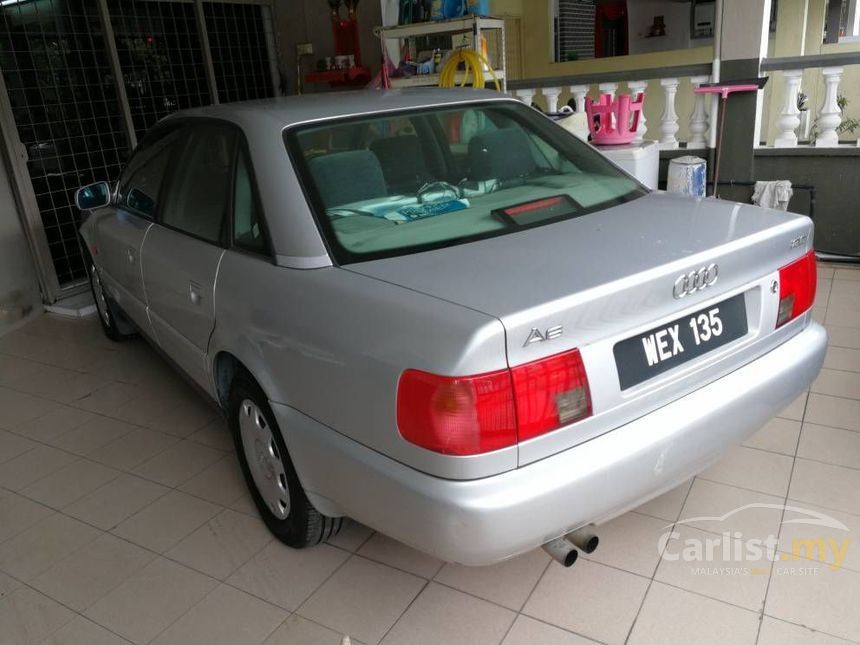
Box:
76, 89, 826, 566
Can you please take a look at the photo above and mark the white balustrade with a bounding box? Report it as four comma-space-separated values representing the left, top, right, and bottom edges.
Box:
688, 75, 710, 149
627, 80, 648, 143
541, 87, 563, 113
569, 84, 589, 114
815, 66, 843, 148
515, 88, 536, 107
597, 82, 618, 100
659, 77, 680, 150
773, 70, 803, 148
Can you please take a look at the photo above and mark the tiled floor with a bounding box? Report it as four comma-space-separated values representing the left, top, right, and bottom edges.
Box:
0, 263, 858, 644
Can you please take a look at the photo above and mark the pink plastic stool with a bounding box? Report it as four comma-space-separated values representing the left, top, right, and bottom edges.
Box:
585, 93, 645, 145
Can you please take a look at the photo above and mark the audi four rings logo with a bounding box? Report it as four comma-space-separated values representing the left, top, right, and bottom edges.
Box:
673, 264, 719, 299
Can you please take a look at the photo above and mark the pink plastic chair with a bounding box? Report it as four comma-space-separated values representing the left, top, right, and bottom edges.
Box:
585, 93, 645, 145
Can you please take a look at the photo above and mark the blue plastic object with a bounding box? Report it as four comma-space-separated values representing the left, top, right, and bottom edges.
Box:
465, 0, 489, 15
443, 0, 464, 18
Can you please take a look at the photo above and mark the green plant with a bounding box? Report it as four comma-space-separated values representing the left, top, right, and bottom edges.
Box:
810, 94, 860, 143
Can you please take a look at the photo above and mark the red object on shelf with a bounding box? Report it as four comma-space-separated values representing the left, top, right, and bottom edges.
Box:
305, 66, 371, 88
333, 16, 362, 67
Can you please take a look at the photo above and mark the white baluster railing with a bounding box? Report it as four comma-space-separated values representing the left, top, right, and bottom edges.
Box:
597, 82, 618, 100
542, 87, 563, 113
774, 69, 803, 148
815, 66, 843, 148
569, 85, 589, 114
515, 88, 536, 107
627, 80, 648, 143
688, 75, 710, 149
659, 78, 680, 149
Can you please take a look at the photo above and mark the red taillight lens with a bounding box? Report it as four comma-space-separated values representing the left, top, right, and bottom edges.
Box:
396, 369, 517, 455
397, 349, 592, 455
777, 250, 817, 328
511, 348, 592, 442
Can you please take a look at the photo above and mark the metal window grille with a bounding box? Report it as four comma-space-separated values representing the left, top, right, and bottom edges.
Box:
204, 2, 274, 103
0, 0, 131, 286
1, 0, 276, 296
108, 0, 211, 139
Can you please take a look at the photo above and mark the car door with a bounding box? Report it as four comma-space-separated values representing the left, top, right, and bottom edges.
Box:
141, 123, 237, 391
96, 127, 183, 330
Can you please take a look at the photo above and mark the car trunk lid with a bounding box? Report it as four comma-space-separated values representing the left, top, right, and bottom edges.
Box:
347, 192, 814, 464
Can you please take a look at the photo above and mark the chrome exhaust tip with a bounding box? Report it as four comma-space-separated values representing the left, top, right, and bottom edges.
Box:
565, 526, 599, 554
542, 537, 579, 567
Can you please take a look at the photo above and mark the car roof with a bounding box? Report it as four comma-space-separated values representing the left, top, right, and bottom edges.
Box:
164, 88, 518, 130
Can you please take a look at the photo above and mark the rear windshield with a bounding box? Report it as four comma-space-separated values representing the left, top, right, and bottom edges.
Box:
285, 101, 646, 264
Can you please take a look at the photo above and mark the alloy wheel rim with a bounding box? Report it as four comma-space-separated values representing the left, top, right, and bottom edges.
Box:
90, 263, 111, 328
239, 399, 290, 519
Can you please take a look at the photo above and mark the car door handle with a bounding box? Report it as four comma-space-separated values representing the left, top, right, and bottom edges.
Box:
126, 247, 135, 264
189, 281, 203, 306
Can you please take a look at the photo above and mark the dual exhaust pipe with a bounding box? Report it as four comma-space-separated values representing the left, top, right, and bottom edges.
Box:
542, 526, 599, 568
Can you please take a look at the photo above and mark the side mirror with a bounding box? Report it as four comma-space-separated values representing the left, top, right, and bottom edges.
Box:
75, 181, 111, 211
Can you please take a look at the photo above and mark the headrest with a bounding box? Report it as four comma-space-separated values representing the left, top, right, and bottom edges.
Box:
370, 136, 428, 190
307, 150, 387, 208
468, 127, 537, 181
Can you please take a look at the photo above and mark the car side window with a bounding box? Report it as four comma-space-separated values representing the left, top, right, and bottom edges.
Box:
233, 148, 267, 255
160, 124, 237, 245
117, 128, 183, 218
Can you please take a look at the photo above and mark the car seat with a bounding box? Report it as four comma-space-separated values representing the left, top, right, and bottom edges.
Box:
369, 135, 431, 195
308, 150, 388, 208
467, 127, 537, 182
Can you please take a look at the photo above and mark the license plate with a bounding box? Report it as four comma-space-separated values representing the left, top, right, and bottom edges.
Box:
614, 293, 748, 390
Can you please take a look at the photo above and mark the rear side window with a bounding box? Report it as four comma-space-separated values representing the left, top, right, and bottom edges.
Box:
117, 128, 183, 218
287, 102, 646, 265
233, 149, 267, 255
160, 124, 237, 244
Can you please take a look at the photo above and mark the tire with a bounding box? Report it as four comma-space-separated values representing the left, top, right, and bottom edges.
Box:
229, 374, 342, 547
87, 256, 136, 342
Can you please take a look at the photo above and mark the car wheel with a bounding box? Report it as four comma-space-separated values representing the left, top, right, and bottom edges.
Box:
87, 257, 135, 342
229, 374, 342, 547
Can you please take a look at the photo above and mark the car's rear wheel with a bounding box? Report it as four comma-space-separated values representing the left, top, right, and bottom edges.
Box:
87, 258, 135, 341
229, 374, 342, 547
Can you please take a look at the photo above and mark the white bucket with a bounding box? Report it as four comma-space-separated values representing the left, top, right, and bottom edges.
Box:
667, 156, 707, 198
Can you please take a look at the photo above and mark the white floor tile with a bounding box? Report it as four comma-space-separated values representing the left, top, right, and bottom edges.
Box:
0, 513, 100, 582
112, 490, 221, 553
699, 446, 793, 497
381, 582, 515, 645
742, 417, 801, 456
434, 547, 548, 611
30, 532, 155, 612
85, 557, 217, 645
150, 583, 286, 645
0, 585, 74, 645
165, 509, 271, 580
523, 559, 649, 644
628, 581, 759, 645
228, 539, 349, 611
298, 556, 424, 645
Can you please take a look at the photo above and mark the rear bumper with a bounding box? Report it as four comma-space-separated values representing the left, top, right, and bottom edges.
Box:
276, 321, 827, 565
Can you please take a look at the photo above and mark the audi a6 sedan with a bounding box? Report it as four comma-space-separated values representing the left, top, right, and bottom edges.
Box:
76, 89, 826, 565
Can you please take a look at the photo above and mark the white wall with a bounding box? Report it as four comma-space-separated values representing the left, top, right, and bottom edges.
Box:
627, 0, 702, 55
0, 137, 42, 336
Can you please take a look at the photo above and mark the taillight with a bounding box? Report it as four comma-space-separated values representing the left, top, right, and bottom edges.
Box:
511, 349, 591, 442
396, 369, 517, 455
777, 250, 817, 328
397, 349, 592, 455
